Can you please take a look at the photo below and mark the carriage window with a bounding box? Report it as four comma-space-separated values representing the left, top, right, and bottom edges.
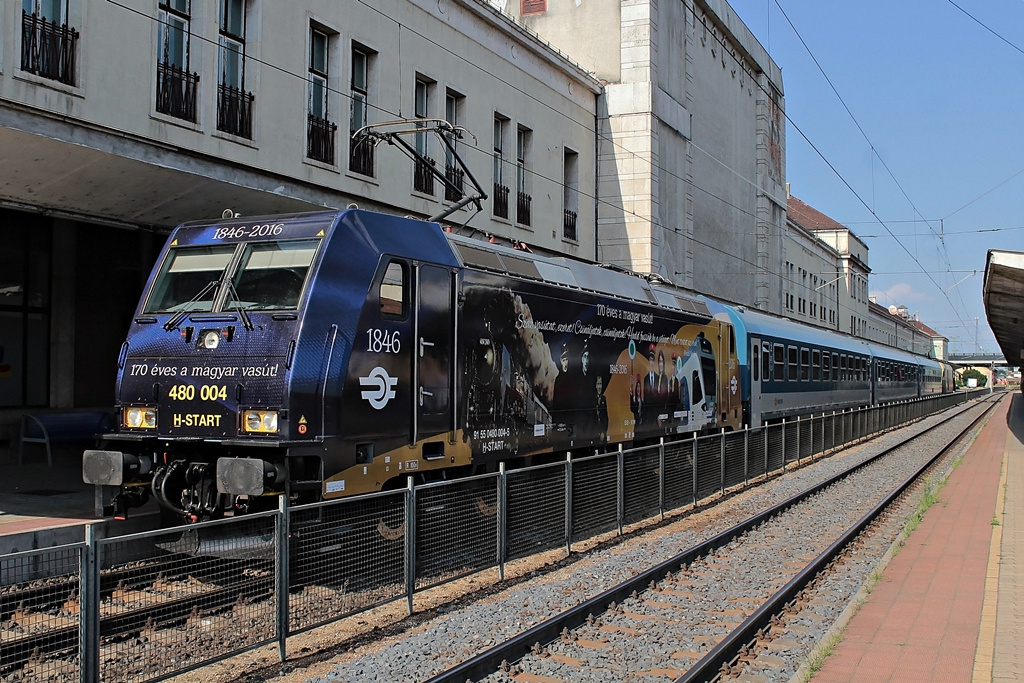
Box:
228, 239, 319, 310
812, 350, 821, 381
800, 348, 809, 381
762, 342, 771, 381
774, 344, 784, 381
840, 355, 847, 381
788, 346, 798, 381
831, 353, 839, 381
752, 343, 759, 382
380, 261, 406, 317
823, 351, 831, 380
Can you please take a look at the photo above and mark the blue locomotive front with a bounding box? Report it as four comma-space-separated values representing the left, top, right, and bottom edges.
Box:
83, 209, 460, 523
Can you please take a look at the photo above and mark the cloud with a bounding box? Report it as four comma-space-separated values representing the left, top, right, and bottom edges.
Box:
870, 282, 931, 306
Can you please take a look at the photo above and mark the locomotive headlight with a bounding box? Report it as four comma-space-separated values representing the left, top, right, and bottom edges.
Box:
202, 330, 220, 349
242, 409, 279, 434
123, 406, 157, 429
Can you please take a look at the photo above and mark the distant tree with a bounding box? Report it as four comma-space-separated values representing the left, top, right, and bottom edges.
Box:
961, 368, 988, 387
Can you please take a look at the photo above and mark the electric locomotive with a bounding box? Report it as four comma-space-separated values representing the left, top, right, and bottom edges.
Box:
84, 208, 742, 523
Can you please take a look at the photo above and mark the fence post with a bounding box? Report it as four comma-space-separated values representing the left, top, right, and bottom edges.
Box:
692, 435, 698, 507
795, 415, 801, 465
405, 476, 416, 615
565, 452, 573, 555
832, 410, 836, 454
720, 428, 726, 496
81, 524, 99, 683
659, 437, 666, 521
743, 425, 749, 485
276, 495, 289, 661
617, 444, 625, 536
781, 418, 787, 470
498, 462, 507, 582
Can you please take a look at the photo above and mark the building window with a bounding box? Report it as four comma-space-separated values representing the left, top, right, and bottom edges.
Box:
349, 45, 375, 176
156, 0, 199, 122
516, 126, 531, 226
21, 0, 78, 86
492, 114, 509, 218
521, 0, 547, 15
413, 78, 435, 194
443, 90, 464, 201
217, 0, 254, 138
307, 26, 336, 164
0, 212, 51, 408
563, 147, 579, 241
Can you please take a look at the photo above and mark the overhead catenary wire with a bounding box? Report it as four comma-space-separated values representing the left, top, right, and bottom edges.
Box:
100, 0, 988, 344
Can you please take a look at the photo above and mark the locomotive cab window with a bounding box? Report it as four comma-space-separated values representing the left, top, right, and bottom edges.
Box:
227, 240, 319, 310
379, 261, 406, 318
144, 245, 236, 313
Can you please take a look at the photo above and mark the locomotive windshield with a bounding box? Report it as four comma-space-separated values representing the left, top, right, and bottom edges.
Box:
145, 245, 235, 313
143, 238, 320, 314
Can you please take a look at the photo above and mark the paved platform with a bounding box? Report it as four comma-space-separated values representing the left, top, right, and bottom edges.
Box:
810, 392, 1023, 682
0, 443, 157, 552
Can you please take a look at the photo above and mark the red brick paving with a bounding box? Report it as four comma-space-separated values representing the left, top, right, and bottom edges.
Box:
812, 397, 1010, 682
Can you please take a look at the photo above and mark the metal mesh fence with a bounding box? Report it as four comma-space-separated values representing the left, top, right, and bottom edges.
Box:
506, 463, 567, 561
811, 414, 824, 456
695, 434, 721, 501
415, 475, 499, 591
1, 544, 83, 682
623, 446, 661, 525
767, 422, 785, 473
288, 491, 406, 633
799, 417, 813, 460
570, 453, 618, 541
663, 439, 695, 510
747, 428, 767, 480
723, 431, 746, 489
96, 515, 278, 682
0, 391, 983, 683
783, 421, 799, 464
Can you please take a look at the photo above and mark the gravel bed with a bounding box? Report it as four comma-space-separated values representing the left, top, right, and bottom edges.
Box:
291, 399, 991, 683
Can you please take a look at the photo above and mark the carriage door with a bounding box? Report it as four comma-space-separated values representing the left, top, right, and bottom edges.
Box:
750, 337, 763, 428
414, 264, 453, 451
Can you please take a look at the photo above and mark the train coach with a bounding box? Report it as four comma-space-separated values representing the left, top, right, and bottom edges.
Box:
83, 208, 951, 524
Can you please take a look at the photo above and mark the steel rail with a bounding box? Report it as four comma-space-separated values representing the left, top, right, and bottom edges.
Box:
675, 394, 1002, 683
424, 396, 996, 683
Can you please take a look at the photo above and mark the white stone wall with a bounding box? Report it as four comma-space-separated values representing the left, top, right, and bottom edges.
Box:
0, 0, 600, 255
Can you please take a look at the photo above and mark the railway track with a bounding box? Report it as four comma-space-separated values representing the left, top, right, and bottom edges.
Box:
421, 395, 999, 683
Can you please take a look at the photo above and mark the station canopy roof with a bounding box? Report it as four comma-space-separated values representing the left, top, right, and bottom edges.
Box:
983, 249, 1024, 366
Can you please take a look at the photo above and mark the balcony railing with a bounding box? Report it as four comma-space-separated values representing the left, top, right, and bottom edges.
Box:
563, 208, 578, 241
156, 61, 199, 123
493, 183, 510, 219
307, 114, 337, 165
414, 156, 435, 195
217, 83, 254, 139
350, 138, 375, 176
21, 10, 78, 86
445, 164, 465, 202
516, 191, 532, 227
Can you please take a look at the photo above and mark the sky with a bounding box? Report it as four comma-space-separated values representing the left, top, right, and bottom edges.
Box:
728, 0, 1024, 355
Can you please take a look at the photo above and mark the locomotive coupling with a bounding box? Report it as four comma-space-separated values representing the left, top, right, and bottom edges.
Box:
83, 450, 155, 486
216, 457, 286, 496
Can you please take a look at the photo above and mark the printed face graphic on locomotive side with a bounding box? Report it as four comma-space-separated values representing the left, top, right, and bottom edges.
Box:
459, 278, 737, 459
